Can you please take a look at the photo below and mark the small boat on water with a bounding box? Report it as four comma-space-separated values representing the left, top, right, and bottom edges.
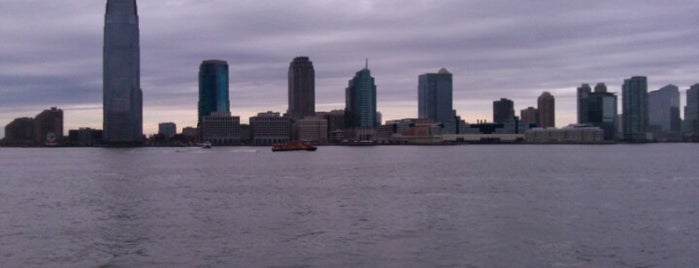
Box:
271, 141, 317, 152
201, 141, 212, 149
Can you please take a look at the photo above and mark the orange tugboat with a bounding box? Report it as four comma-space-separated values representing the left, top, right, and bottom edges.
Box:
271, 141, 317, 152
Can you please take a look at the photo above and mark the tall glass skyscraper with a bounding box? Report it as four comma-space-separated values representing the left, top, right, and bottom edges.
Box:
103, 0, 143, 144
622, 76, 649, 142
345, 63, 377, 128
198, 60, 230, 125
288, 57, 315, 120
418, 68, 456, 133
684, 84, 699, 136
577, 84, 592, 124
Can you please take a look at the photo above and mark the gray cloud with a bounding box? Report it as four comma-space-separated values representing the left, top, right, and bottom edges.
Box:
1, 0, 698, 136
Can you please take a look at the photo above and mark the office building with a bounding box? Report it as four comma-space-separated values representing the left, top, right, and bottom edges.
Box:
3, 118, 34, 146
684, 84, 699, 137
493, 98, 514, 123
294, 117, 328, 144
103, 0, 143, 145
577, 84, 592, 124
200, 112, 240, 145
648, 84, 681, 134
537, 92, 555, 128
418, 68, 456, 133
288, 57, 315, 120
345, 62, 378, 129
520, 107, 538, 126
250, 112, 291, 145
198, 60, 230, 124
33, 107, 63, 145
586, 86, 618, 140
158, 122, 177, 138
622, 76, 649, 142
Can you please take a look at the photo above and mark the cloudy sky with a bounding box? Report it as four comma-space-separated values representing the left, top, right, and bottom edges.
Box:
1, 0, 698, 136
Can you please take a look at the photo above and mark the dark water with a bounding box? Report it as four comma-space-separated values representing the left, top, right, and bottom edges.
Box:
0, 145, 698, 267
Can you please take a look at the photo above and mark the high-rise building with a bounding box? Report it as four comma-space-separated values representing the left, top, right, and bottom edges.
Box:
103, 0, 143, 145
648, 84, 681, 134
34, 107, 63, 145
158, 122, 177, 138
198, 60, 230, 125
684, 84, 699, 136
520, 107, 539, 126
288, 57, 315, 119
345, 62, 378, 128
622, 76, 649, 142
418, 68, 456, 133
594, 83, 608, 93
577, 84, 592, 124
587, 88, 618, 140
3, 118, 34, 146
493, 98, 514, 123
537, 92, 555, 128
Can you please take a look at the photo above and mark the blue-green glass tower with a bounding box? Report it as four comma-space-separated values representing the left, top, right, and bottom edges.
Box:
345, 62, 378, 128
622, 76, 648, 142
198, 60, 230, 126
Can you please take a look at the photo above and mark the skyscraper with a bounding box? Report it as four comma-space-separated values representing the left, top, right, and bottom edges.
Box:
345, 62, 378, 128
198, 60, 230, 124
537, 91, 555, 128
648, 84, 681, 133
586, 85, 618, 140
103, 0, 143, 145
288, 57, 315, 119
622, 76, 649, 142
418, 68, 456, 133
520, 107, 538, 126
493, 98, 514, 124
684, 84, 699, 136
577, 84, 592, 124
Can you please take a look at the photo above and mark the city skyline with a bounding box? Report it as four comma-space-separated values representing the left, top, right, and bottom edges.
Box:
1, 1, 698, 136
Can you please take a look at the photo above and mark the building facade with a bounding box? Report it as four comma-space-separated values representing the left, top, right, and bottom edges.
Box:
250, 112, 291, 145
199, 60, 230, 124
648, 84, 681, 135
493, 98, 515, 124
34, 107, 63, 145
537, 92, 555, 128
345, 63, 378, 128
684, 84, 699, 137
288, 57, 315, 120
577, 84, 592, 124
3, 118, 34, 146
622, 76, 649, 142
158, 122, 177, 138
418, 68, 456, 133
200, 113, 240, 145
103, 0, 143, 145
586, 88, 618, 140
520, 107, 538, 127
294, 117, 328, 144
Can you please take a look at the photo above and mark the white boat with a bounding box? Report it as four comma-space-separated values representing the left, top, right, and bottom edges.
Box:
201, 141, 212, 149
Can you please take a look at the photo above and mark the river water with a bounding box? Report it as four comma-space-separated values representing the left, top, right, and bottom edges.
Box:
0, 145, 697, 267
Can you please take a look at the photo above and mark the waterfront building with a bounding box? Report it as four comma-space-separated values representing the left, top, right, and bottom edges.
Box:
103, 0, 143, 145
586, 87, 618, 140
250, 112, 291, 145
200, 112, 240, 145
684, 84, 699, 137
418, 68, 456, 134
34, 107, 63, 145
181, 127, 198, 138
3, 118, 34, 146
493, 98, 514, 124
648, 84, 681, 136
198, 60, 230, 124
158, 122, 177, 138
537, 92, 555, 128
525, 125, 604, 144
67, 128, 103, 147
318, 110, 346, 143
622, 76, 649, 142
345, 62, 378, 129
294, 117, 328, 144
288, 57, 315, 120
577, 84, 592, 124
520, 107, 538, 126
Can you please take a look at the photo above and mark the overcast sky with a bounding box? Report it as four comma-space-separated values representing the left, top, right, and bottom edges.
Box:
1, 0, 698, 136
